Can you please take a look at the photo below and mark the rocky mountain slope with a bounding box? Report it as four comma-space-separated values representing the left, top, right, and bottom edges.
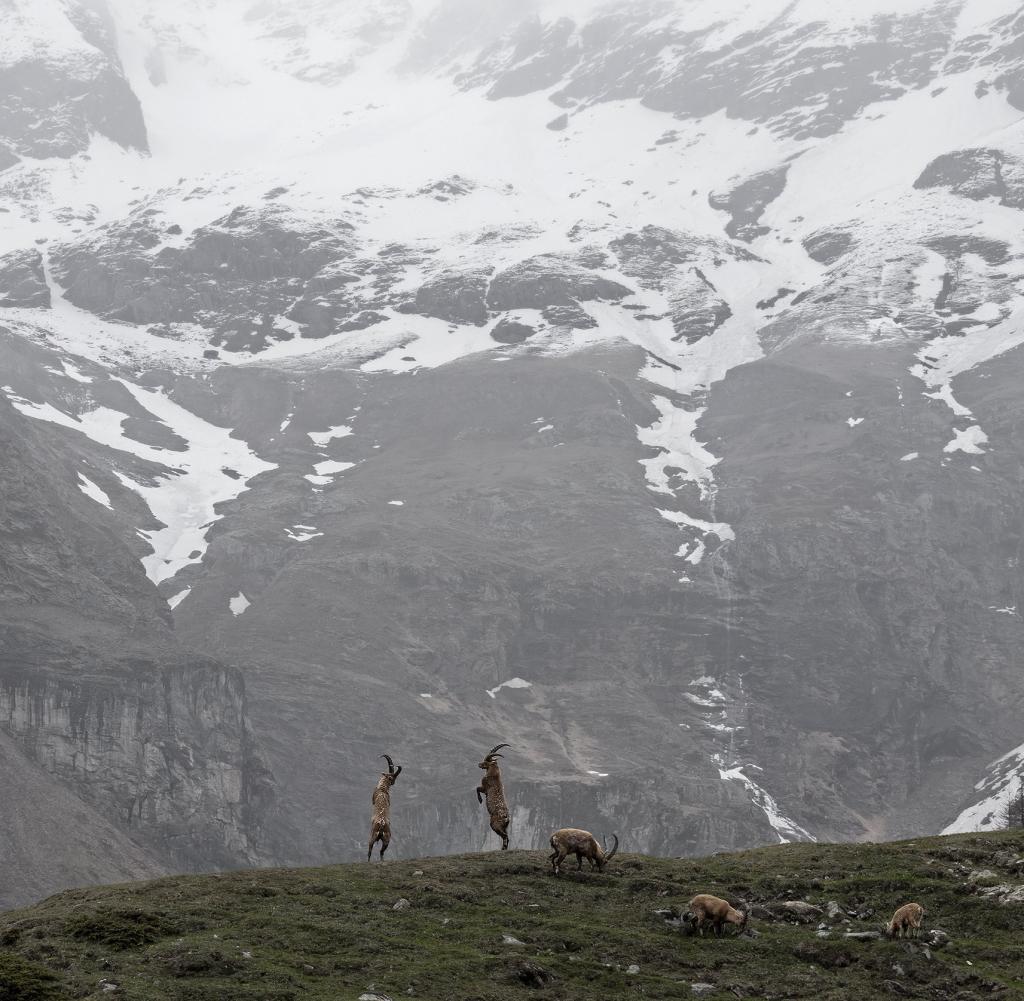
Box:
1, 0, 1024, 905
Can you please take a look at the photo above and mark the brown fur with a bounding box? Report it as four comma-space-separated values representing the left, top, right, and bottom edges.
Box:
549, 828, 619, 875
367, 755, 401, 861
688, 894, 749, 937
476, 743, 511, 850
887, 902, 925, 939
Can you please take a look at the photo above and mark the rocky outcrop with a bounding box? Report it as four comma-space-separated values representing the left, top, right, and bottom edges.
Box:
915, 148, 1024, 209
461, 4, 961, 139
0, 728, 165, 911
0, 249, 50, 308
486, 255, 632, 311
51, 206, 357, 349
709, 166, 790, 242
396, 268, 492, 325
0, 645, 271, 869
0, 0, 147, 158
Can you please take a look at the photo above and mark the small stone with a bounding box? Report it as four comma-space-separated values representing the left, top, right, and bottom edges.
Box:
691, 984, 717, 997
358, 994, 393, 1001
844, 931, 882, 941
825, 900, 843, 921
923, 929, 950, 949
412, 870, 423, 876
626, 964, 640, 975
510, 961, 554, 987
393, 898, 411, 910
502, 934, 525, 946
779, 900, 823, 919
99, 982, 120, 994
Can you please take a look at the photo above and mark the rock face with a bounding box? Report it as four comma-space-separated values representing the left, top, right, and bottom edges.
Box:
0, 0, 147, 158
915, 148, 1024, 208
1, 0, 1024, 905
0, 728, 166, 911
0, 373, 272, 902
0, 250, 49, 308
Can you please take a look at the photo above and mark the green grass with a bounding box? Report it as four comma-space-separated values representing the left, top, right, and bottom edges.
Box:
2, 832, 1024, 999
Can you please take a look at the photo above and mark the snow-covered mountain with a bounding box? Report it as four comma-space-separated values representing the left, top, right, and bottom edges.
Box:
1, 0, 1024, 904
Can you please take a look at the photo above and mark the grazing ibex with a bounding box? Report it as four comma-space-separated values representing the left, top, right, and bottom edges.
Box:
476, 743, 511, 850
886, 902, 925, 939
367, 754, 401, 862
549, 828, 619, 875
688, 894, 749, 936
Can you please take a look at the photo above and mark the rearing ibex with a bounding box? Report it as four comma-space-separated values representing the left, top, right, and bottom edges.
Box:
367, 754, 401, 862
476, 742, 511, 850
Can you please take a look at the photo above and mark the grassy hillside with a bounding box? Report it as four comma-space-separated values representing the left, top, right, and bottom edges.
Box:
2, 832, 1024, 1000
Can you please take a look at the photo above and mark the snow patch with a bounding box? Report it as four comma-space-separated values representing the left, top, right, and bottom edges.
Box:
77, 473, 112, 510
167, 587, 191, 609
944, 426, 988, 455
716, 758, 817, 844
486, 677, 532, 699
229, 592, 251, 616
307, 424, 353, 446
285, 524, 324, 542
943, 739, 1024, 834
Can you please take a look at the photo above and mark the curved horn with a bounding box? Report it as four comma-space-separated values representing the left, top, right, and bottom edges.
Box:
486, 743, 511, 759
603, 833, 619, 862
391, 764, 402, 781
381, 754, 397, 775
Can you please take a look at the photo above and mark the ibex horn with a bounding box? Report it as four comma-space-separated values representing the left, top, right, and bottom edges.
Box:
603, 833, 619, 862
486, 743, 511, 759
381, 754, 398, 775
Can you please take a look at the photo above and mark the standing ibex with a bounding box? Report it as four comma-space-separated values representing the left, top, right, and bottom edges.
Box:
688, 894, 749, 936
367, 754, 401, 862
476, 743, 511, 850
549, 828, 619, 875
886, 902, 925, 939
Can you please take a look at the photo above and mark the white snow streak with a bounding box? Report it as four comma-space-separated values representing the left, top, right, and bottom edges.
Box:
77, 473, 112, 509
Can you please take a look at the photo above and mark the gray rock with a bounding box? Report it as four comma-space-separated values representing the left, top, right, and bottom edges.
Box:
691, 984, 717, 997
487, 254, 632, 311
490, 318, 535, 343
776, 900, 824, 920
625, 964, 640, 975
0, 250, 50, 309
844, 931, 882, 941
393, 898, 411, 910
914, 148, 1024, 209
709, 166, 789, 242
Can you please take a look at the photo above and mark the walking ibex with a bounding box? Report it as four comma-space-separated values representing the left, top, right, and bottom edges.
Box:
476, 743, 511, 850
367, 754, 401, 862
549, 828, 619, 875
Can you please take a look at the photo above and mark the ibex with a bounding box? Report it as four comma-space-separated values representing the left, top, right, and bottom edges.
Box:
688, 894, 749, 936
886, 902, 925, 939
549, 828, 619, 875
476, 743, 511, 850
367, 754, 401, 862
